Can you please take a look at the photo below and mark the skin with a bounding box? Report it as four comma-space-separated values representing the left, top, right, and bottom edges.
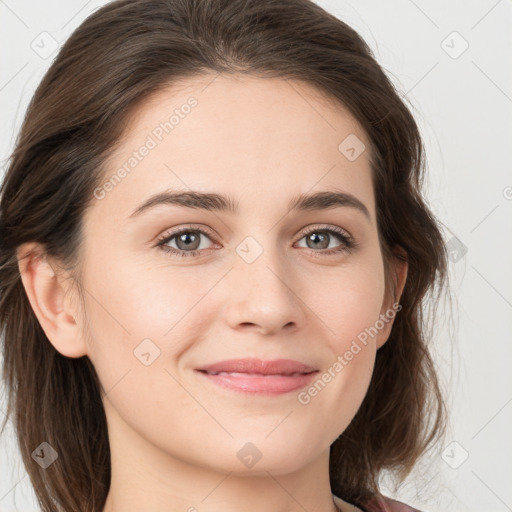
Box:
17, 73, 407, 512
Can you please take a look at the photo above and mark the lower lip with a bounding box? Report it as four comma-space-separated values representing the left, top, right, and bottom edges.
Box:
197, 371, 317, 395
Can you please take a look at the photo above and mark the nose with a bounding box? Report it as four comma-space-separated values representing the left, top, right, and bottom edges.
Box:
223, 241, 307, 336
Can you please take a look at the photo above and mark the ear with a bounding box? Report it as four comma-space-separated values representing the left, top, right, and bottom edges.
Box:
375, 246, 408, 350
17, 242, 88, 358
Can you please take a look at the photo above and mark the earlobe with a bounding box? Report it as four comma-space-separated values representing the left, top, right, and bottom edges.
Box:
16, 242, 87, 359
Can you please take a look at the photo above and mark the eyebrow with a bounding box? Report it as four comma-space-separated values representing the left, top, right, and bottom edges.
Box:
128, 189, 371, 221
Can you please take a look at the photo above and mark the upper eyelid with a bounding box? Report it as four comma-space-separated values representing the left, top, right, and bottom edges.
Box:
157, 224, 216, 244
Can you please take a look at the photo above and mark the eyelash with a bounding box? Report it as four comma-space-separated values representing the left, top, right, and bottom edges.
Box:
155, 224, 357, 258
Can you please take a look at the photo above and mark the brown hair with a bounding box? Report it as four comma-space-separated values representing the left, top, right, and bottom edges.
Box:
0, 0, 449, 510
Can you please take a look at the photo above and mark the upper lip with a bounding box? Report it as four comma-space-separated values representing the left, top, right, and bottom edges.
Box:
196, 358, 318, 375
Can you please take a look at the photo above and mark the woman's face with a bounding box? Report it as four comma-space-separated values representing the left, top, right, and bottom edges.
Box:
70, 73, 402, 475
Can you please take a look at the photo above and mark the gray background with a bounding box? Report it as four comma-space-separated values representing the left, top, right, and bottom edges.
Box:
1, 0, 511, 511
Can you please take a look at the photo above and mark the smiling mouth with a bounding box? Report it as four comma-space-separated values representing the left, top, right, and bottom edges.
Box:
195, 358, 318, 395
196, 370, 318, 394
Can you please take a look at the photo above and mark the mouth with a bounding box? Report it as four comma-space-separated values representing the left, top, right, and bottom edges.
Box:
195, 358, 318, 395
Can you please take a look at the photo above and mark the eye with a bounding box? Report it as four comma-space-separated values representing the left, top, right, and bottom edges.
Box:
156, 225, 218, 258
294, 225, 356, 256
156, 224, 356, 258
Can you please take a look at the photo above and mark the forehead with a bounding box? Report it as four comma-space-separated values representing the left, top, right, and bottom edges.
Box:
121, 72, 372, 155
91, 72, 375, 224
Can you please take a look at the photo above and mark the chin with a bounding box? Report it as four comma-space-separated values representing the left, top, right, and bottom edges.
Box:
202, 435, 324, 476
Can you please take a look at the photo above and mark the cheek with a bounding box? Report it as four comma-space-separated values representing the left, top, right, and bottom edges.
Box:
298, 256, 385, 406
311, 258, 386, 351
79, 259, 178, 385
80, 253, 228, 400
80, 263, 202, 435
83, 255, 197, 341
293, 268, 384, 447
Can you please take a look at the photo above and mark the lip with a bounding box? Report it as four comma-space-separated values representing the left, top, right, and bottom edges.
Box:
195, 358, 318, 395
